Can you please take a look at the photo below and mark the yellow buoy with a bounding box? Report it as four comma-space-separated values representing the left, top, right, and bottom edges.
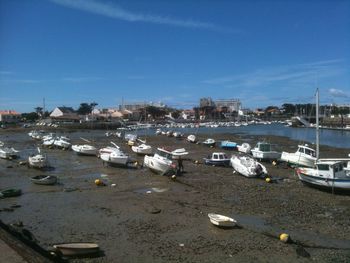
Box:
95, 179, 101, 186
279, 233, 290, 243
265, 177, 271, 183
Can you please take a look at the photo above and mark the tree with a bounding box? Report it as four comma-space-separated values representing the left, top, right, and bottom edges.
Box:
22, 112, 39, 122
34, 107, 43, 118
77, 102, 98, 115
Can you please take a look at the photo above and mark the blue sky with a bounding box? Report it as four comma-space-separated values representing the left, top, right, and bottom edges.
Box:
0, 0, 349, 113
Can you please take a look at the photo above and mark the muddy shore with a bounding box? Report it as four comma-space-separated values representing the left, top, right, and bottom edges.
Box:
0, 128, 350, 262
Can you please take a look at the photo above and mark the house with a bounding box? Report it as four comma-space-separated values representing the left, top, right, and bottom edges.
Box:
0, 110, 21, 123
50, 107, 79, 121
181, 110, 195, 120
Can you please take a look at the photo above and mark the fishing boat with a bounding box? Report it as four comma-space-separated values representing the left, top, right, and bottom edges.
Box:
230, 155, 267, 178
204, 152, 230, 166
0, 146, 19, 159
28, 148, 48, 168
144, 148, 188, 175
54, 137, 71, 149
208, 213, 237, 227
280, 144, 316, 167
30, 175, 57, 185
187, 134, 197, 143
296, 89, 350, 192
237, 143, 251, 154
72, 144, 97, 156
203, 138, 216, 147
251, 142, 281, 161
53, 243, 100, 257
131, 143, 153, 155
0, 188, 22, 198
220, 140, 237, 150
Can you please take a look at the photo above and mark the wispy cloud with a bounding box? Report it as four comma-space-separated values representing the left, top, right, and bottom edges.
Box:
329, 88, 349, 98
1, 79, 44, 84
0, 71, 14, 75
62, 76, 105, 82
49, 0, 233, 33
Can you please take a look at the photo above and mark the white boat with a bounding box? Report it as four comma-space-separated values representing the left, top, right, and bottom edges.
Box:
187, 134, 197, 143
0, 146, 19, 159
54, 137, 71, 149
53, 243, 99, 257
144, 148, 188, 175
230, 155, 267, 178
251, 142, 281, 161
28, 148, 48, 168
203, 138, 216, 147
72, 144, 97, 156
208, 213, 237, 227
280, 144, 316, 167
100, 151, 130, 166
296, 89, 350, 192
237, 143, 251, 154
131, 144, 153, 155
30, 175, 57, 185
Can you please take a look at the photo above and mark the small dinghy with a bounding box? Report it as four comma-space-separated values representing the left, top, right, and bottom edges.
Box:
187, 134, 197, 143
237, 143, 251, 154
0, 188, 22, 198
30, 175, 57, 185
203, 138, 216, 147
208, 213, 237, 227
220, 140, 237, 150
53, 242, 100, 257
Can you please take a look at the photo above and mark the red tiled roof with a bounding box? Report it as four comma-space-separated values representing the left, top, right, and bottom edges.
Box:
0, 110, 21, 115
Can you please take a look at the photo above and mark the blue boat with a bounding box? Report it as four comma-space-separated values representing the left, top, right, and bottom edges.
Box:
220, 140, 237, 150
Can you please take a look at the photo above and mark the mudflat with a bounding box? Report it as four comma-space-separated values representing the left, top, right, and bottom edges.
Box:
1, 128, 350, 262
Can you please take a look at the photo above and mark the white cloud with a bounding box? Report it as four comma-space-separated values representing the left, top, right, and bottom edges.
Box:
329, 88, 348, 98
49, 0, 232, 32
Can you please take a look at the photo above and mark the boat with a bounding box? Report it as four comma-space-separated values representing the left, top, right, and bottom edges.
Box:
144, 148, 188, 175
251, 142, 281, 161
30, 175, 57, 185
230, 155, 267, 178
72, 144, 97, 156
203, 152, 230, 166
237, 143, 251, 154
203, 138, 216, 147
0, 188, 22, 198
187, 134, 197, 143
28, 148, 48, 168
54, 137, 71, 149
220, 140, 237, 150
131, 143, 152, 155
208, 213, 237, 227
280, 144, 317, 167
53, 242, 99, 257
100, 149, 130, 166
296, 89, 350, 192
0, 146, 19, 159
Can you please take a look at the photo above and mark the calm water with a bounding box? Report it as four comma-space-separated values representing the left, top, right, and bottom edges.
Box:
140, 123, 350, 149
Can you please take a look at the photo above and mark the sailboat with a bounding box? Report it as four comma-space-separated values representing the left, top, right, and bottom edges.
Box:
296, 89, 350, 192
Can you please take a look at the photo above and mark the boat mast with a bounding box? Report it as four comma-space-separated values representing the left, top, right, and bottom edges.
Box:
316, 88, 319, 159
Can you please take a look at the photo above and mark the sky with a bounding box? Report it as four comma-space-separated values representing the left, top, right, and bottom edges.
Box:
0, 0, 349, 113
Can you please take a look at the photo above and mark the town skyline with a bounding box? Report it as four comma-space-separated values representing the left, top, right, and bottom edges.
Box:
1, 0, 349, 112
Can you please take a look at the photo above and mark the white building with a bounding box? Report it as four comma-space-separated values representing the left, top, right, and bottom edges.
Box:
0, 110, 21, 123
50, 107, 79, 121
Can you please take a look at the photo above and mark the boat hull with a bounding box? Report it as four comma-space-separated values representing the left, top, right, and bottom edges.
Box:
297, 172, 350, 192
53, 243, 99, 257
280, 152, 316, 167
144, 155, 174, 174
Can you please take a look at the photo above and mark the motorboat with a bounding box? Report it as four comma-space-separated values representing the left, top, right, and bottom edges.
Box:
296, 89, 350, 192
203, 152, 230, 166
53, 243, 99, 257
187, 134, 197, 143
72, 144, 97, 156
131, 143, 153, 155
203, 138, 216, 147
208, 213, 237, 227
100, 150, 130, 166
280, 144, 316, 167
28, 148, 48, 168
237, 143, 251, 154
220, 140, 237, 150
251, 142, 281, 161
0, 146, 19, 159
144, 148, 188, 175
30, 175, 57, 185
54, 137, 71, 149
230, 155, 267, 178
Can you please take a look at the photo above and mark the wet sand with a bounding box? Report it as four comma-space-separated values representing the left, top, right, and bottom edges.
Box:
0, 128, 350, 262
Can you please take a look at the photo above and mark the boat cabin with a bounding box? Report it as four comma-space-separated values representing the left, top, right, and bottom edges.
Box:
297, 145, 316, 157
204, 152, 230, 166
209, 152, 228, 160
316, 161, 348, 178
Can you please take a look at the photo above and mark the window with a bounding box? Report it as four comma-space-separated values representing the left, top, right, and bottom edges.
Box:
213, 154, 218, 160
317, 164, 329, 171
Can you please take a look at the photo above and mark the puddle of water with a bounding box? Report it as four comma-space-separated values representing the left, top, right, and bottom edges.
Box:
133, 187, 169, 194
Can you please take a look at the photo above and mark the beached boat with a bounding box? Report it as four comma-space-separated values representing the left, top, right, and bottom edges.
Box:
251, 142, 281, 161
208, 213, 237, 227
187, 134, 197, 143
54, 137, 71, 149
220, 140, 237, 150
131, 143, 153, 155
0, 188, 22, 198
0, 146, 19, 159
53, 242, 99, 257
144, 148, 188, 175
28, 148, 48, 168
237, 143, 251, 154
203, 138, 216, 147
100, 150, 130, 166
296, 89, 350, 192
30, 175, 57, 185
204, 152, 230, 166
280, 144, 316, 167
72, 144, 97, 156
230, 155, 267, 178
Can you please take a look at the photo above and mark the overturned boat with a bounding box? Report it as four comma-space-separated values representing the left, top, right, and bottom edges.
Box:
230, 155, 267, 178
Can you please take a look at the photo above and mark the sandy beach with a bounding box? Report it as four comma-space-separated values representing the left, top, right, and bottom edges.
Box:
1, 128, 350, 262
